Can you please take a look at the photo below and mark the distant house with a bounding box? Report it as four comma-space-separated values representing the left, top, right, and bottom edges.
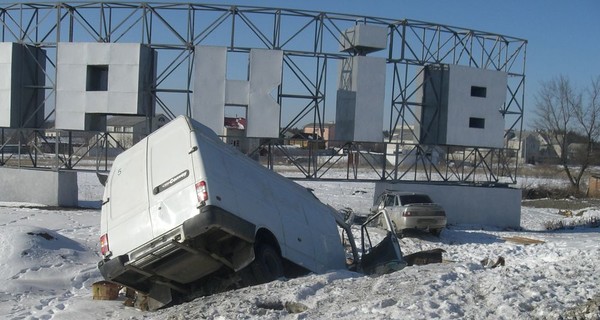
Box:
290, 132, 325, 149
504, 130, 594, 165
588, 175, 600, 198
567, 143, 588, 160
224, 117, 246, 131
106, 114, 169, 148
223, 117, 259, 154
37, 136, 87, 154
506, 131, 544, 164
303, 122, 336, 148
385, 124, 442, 165
388, 125, 419, 145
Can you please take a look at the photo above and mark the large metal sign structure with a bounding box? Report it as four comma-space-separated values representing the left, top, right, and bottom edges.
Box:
0, 2, 527, 185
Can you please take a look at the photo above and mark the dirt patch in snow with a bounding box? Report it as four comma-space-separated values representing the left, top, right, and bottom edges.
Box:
561, 294, 600, 319
522, 198, 600, 210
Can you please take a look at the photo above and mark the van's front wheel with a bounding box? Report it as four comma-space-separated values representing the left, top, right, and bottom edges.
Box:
250, 243, 284, 284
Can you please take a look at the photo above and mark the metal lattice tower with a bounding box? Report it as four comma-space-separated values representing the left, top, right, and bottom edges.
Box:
0, 2, 526, 185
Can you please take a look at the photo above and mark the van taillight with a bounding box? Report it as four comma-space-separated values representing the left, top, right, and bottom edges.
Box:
100, 234, 109, 256
196, 181, 208, 202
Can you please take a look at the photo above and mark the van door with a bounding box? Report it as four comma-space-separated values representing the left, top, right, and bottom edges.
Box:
105, 140, 153, 256
147, 121, 197, 238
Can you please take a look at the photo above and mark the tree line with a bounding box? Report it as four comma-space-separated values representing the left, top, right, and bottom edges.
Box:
534, 75, 600, 191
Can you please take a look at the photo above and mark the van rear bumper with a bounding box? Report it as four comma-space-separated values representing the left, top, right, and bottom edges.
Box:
183, 205, 255, 242
98, 205, 256, 294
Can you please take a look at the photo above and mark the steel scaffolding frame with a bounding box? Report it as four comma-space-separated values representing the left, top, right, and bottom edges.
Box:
0, 2, 526, 184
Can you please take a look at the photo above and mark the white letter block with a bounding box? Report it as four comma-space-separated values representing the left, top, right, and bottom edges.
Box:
193, 46, 282, 138
0, 43, 46, 128
55, 43, 155, 131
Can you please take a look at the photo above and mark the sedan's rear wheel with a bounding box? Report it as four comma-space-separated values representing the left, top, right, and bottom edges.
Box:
392, 222, 405, 238
430, 228, 442, 237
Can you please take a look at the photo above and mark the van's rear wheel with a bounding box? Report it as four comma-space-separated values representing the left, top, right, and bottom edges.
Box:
250, 243, 284, 284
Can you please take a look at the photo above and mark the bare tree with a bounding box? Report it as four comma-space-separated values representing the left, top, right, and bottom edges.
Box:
534, 75, 600, 191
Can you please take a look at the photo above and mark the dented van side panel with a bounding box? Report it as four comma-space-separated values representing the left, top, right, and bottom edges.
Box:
189, 120, 345, 272
147, 120, 197, 238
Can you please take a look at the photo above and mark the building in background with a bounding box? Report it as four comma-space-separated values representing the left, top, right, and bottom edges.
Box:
106, 114, 168, 148
303, 122, 336, 148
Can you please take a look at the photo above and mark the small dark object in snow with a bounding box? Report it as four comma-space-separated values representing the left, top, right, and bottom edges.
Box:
481, 256, 505, 268
27, 232, 55, 241
285, 301, 308, 313
404, 248, 445, 266
255, 300, 308, 313
256, 300, 284, 310
352, 190, 367, 195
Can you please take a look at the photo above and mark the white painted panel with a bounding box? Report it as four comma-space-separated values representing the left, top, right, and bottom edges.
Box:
0, 43, 13, 63
192, 46, 227, 135
247, 49, 282, 138
57, 42, 87, 64
86, 92, 110, 113
110, 43, 141, 64
57, 64, 86, 90
354, 56, 386, 142
340, 24, 388, 52
0, 91, 11, 127
225, 80, 249, 106
108, 92, 139, 113
0, 44, 12, 126
86, 43, 111, 65
110, 64, 140, 92
335, 55, 386, 142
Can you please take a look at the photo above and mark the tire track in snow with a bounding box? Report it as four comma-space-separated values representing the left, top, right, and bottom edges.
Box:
0, 211, 37, 227
9, 263, 65, 280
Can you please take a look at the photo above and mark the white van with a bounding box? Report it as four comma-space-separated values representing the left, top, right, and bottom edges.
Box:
98, 116, 404, 309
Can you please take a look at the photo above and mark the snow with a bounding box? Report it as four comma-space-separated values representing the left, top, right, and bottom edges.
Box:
1, 172, 599, 319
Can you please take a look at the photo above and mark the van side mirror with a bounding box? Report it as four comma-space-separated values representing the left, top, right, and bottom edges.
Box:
97, 172, 108, 186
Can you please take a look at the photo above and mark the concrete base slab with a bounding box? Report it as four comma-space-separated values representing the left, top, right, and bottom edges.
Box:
0, 167, 78, 207
374, 182, 521, 229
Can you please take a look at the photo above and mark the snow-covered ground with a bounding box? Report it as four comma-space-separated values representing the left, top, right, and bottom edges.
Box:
0, 172, 599, 319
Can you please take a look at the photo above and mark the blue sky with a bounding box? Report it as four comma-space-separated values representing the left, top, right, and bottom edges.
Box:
195, 0, 599, 129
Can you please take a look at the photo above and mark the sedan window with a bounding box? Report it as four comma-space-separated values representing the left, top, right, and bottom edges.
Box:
399, 194, 432, 205
384, 195, 397, 207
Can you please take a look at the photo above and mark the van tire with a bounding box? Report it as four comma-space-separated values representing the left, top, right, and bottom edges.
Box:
250, 243, 284, 284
